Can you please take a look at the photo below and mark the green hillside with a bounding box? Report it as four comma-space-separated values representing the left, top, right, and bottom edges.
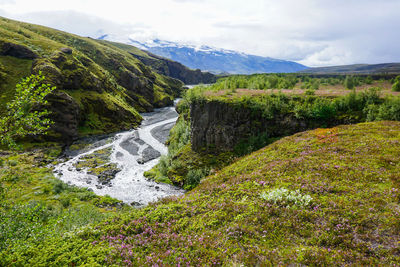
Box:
2, 121, 399, 265
301, 63, 400, 75
0, 16, 183, 142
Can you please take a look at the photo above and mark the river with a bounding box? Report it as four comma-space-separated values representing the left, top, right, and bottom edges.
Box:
53, 101, 184, 206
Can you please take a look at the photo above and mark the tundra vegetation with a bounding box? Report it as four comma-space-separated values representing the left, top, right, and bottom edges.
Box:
2, 121, 400, 265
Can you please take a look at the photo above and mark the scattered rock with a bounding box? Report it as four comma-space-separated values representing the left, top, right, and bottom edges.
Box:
130, 201, 142, 207
155, 186, 160, 190
134, 138, 146, 145
0, 151, 11, 157
96, 185, 103, 189
95, 163, 121, 186
120, 138, 139, 155
136, 146, 161, 164
60, 47, 72, 54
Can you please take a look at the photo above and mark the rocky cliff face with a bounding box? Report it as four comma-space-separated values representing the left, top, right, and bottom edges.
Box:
190, 100, 338, 152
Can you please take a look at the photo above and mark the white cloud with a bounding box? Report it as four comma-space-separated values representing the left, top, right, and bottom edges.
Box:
1, 0, 399, 67
0, 0, 14, 4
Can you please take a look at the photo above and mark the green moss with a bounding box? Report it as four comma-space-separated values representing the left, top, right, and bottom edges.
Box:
0, 56, 32, 112
67, 90, 142, 136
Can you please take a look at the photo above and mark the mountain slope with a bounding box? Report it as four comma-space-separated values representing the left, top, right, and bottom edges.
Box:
0, 17, 183, 143
97, 40, 217, 84
100, 36, 307, 74
301, 63, 400, 74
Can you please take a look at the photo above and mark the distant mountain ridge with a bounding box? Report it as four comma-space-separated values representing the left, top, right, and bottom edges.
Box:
301, 63, 400, 74
98, 35, 307, 74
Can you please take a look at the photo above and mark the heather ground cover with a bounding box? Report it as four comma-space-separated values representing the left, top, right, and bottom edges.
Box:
3, 121, 399, 265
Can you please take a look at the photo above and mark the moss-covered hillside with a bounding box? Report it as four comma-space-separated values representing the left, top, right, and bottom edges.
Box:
3, 121, 399, 265
0, 16, 183, 142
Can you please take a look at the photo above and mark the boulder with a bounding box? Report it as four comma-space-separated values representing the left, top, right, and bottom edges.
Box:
0, 41, 38, 59
60, 47, 72, 54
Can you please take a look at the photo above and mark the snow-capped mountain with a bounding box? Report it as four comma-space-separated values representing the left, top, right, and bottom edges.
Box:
98, 35, 307, 74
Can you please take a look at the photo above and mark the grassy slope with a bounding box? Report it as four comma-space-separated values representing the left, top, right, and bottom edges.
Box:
0, 16, 182, 136
0, 56, 32, 112
0, 146, 131, 261
3, 121, 399, 265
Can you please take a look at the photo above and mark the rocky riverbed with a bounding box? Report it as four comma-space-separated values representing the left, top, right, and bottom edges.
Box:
53, 103, 184, 206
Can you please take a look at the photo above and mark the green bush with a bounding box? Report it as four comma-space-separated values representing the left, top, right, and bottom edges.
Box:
76, 190, 96, 201
7, 159, 18, 166
0, 201, 55, 250
234, 133, 272, 156
185, 168, 209, 190
59, 194, 72, 208
0, 72, 55, 149
93, 195, 121, 207
393, 81, 400, 92
52, 180, 67, 194
344, 76, 355, 89
260, 188, 312, 208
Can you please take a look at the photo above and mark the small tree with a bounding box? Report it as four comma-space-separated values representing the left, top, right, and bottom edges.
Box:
344, 76, 355, 90
0, 72, 55, 149
393, 76, 400, 92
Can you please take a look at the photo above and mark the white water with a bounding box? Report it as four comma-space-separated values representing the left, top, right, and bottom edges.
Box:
53, 104, 184, 206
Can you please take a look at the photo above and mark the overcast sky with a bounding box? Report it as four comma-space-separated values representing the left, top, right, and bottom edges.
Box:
1, 0, 399, 67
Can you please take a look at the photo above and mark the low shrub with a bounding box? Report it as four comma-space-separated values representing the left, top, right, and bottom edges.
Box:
185, 168, 209, 190
260, 188, 312, 208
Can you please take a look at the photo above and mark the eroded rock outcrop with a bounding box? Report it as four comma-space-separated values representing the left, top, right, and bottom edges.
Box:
190, 100, 332, 152
0, 41, 38, 59
45, 91, 80, 143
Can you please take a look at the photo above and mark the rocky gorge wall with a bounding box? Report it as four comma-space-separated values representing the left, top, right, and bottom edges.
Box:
190, 99, 343, 152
